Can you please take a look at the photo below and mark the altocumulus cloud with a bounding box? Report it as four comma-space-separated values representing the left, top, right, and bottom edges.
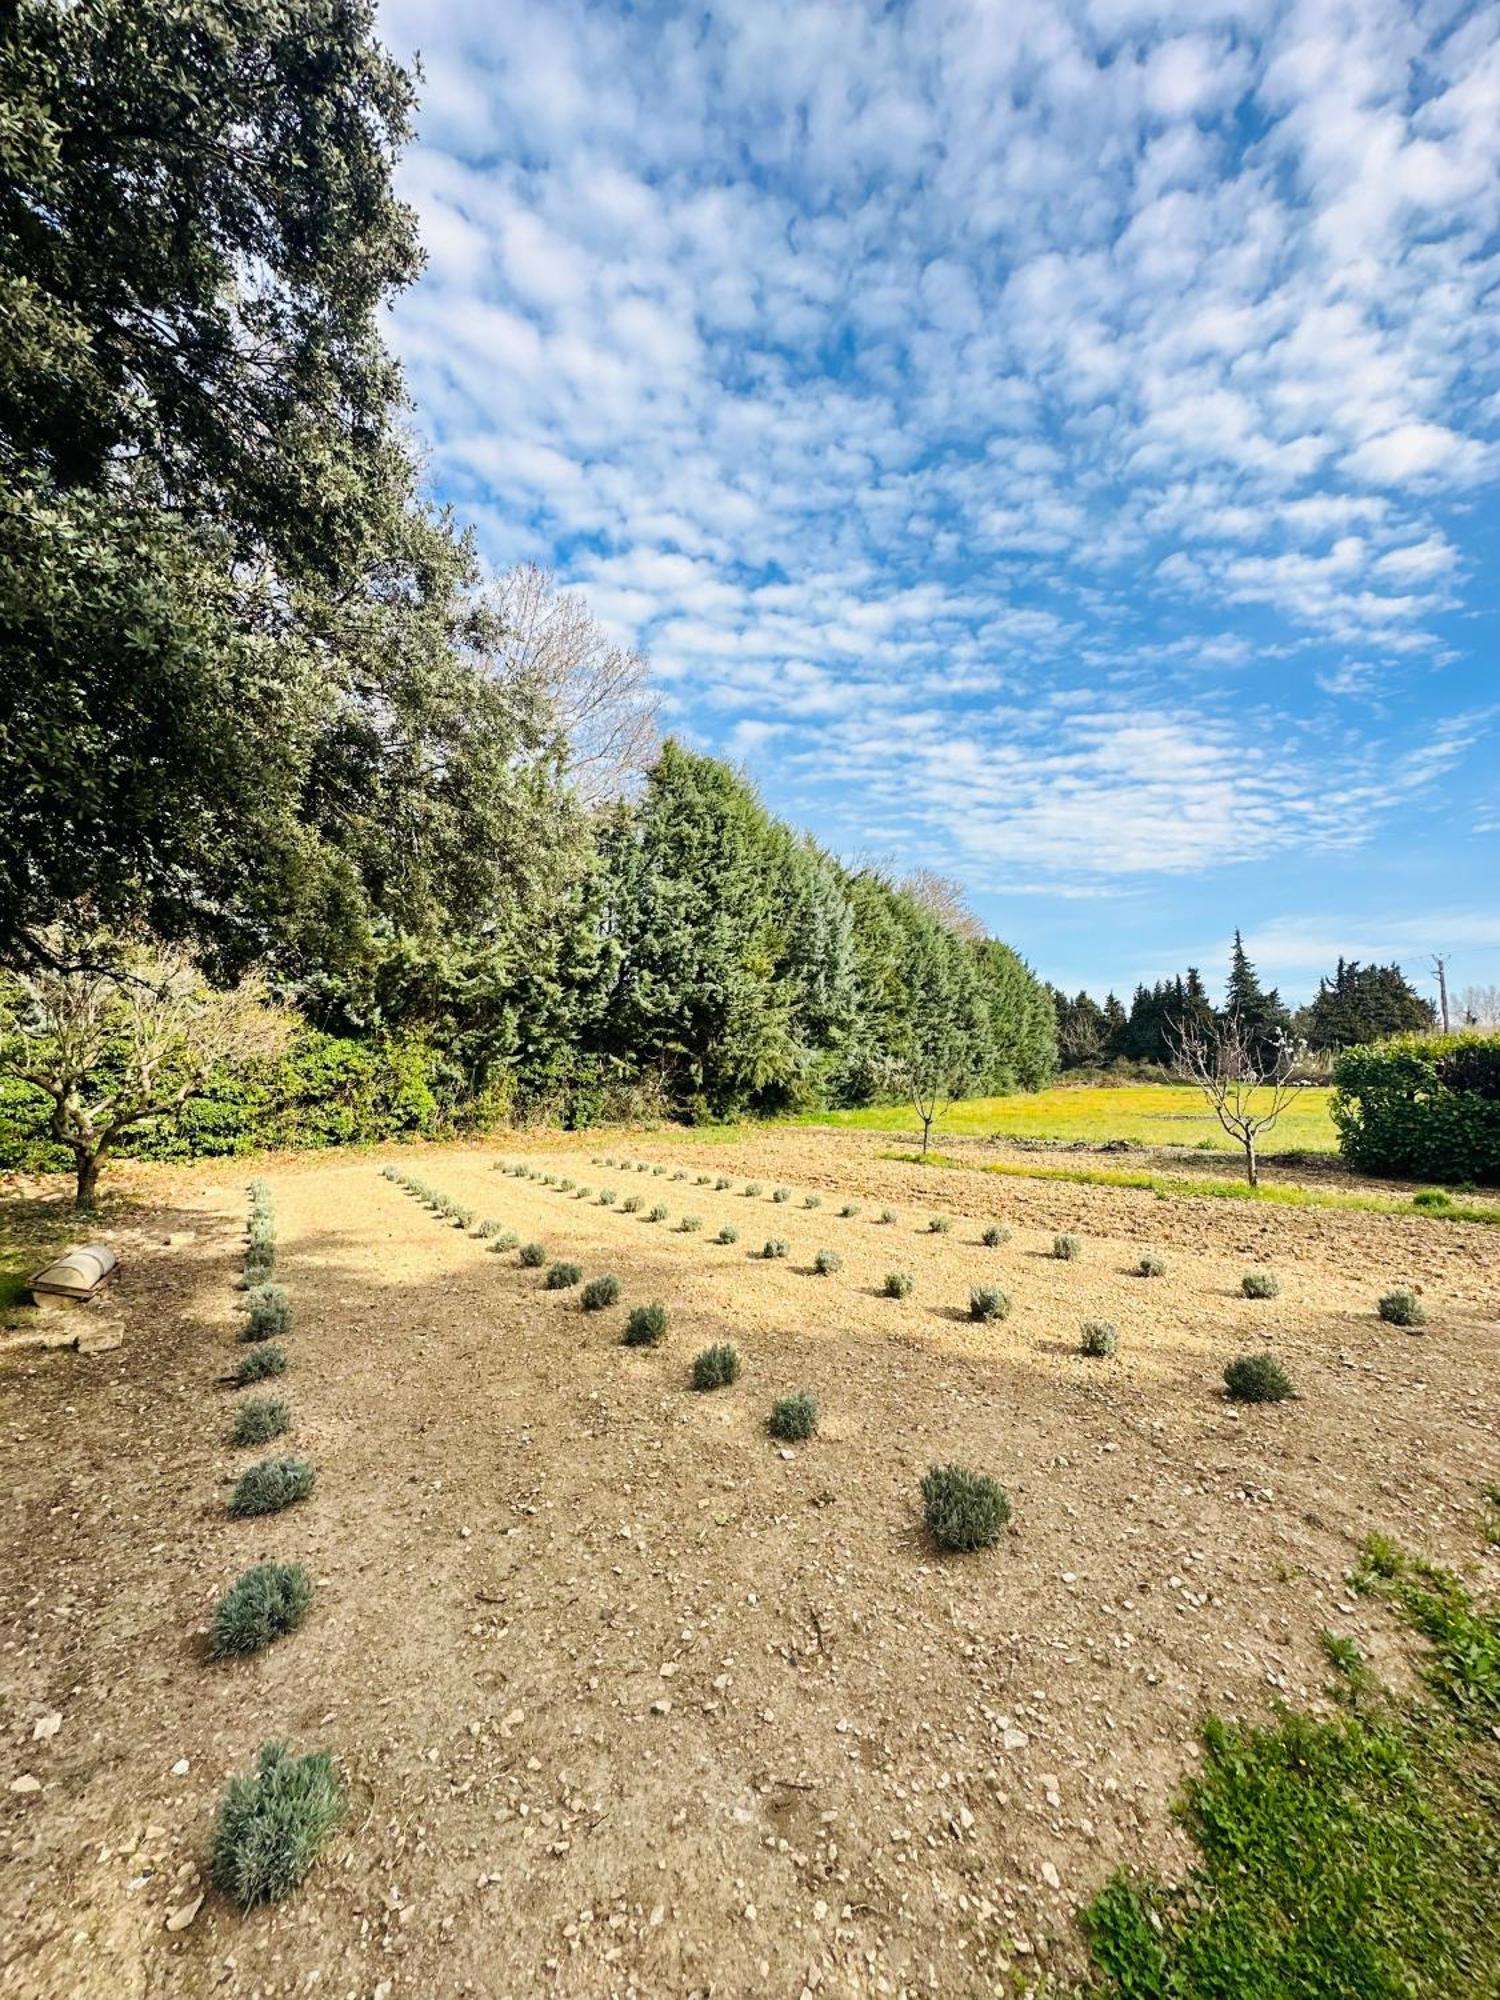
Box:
376, 0, 1499, 892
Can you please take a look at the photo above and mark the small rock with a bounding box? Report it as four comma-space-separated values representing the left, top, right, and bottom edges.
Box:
9, 1775, 41, 1795
1041, 1861, 1061, 1890
170, 1758, 190, 1776
164, 1894, 204, 1932
651, 1698, 672, 1715
32, 1713, 62, 1742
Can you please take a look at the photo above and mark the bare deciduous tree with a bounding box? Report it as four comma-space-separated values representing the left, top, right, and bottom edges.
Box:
485, 564, 660, 805
1169, 1010, 1301, 1188
902, 868, 987, 941
1457, 983, 1500, 1029
0, 938, 290, 1208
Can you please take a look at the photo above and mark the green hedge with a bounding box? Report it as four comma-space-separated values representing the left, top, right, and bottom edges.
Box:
0, 1028, 473, 1172
1332, 1033, 1500, 1184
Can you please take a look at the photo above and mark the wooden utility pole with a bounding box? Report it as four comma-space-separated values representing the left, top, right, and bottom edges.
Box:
1430, 954, 1451, 1033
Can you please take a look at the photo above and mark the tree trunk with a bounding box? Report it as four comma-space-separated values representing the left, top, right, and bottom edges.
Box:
920, 1112, 933, 1160
74, 1149, 101, 1210
1244, 1133, 1259, 1188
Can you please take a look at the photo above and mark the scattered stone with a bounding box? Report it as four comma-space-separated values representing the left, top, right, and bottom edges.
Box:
170, 1758, 190, 1776
9, 1774, 41, 1795
32, 1713, 62, 1742
164, 1894, 204, 1932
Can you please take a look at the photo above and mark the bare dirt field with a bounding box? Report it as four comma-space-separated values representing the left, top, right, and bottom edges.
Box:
2, 1126, 1497, 1999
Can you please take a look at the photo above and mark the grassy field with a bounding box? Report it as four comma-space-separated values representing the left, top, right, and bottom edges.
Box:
797, 1080, 1340, 1153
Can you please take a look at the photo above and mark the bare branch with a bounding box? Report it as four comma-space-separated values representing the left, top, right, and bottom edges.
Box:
1168, 1010, 1302, 1187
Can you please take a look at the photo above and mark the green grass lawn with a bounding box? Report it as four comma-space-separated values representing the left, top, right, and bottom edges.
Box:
794, 1081, 1339, 1154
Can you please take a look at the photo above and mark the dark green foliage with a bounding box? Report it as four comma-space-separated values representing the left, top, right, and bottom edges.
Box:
921, 1463, 1009, 1550
1081, 1319, 1118, 1357
210, 1742, 342, 1908
691, 1343, 741, 1391
1412, 1188, 1452, 1209
545, 1261, 582, 1290
927, 1215, 952, 1235
1053, 1233, 1082, 1260
715, 1224, 739, 1245
980, 1223, 1009, 1247
768, 1392, 818, 1441
244, 1284, 290, 1340
1303, 958, 1436, 1052
232, 1397, 290, 1447
210, 1561, 312, 1658
581, 1274, 620, 1311
623, 1301, 668, 1347
762, 1237, 789, 1259
1138, 1253, 1167, 1277
812, 1247, 842, 1275
1224, 1353, 1294, 1402
518, 1242, 545, 1267
968, 1285, 1010, 1322
233, 1343, 286, 1384
1242, 1269, 1280, 1299
1378, 1287, 1426, 1327
1352, 1537, 1500, 1724
883, 1270, 914, 1298
228, 1455, 315, 1517
1333, 1033, 1500, 1184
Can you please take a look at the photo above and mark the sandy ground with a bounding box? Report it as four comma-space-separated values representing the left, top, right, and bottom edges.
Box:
1, 1126, 1497, 2000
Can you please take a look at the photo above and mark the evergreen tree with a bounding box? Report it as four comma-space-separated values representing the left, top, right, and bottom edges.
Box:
1223, 931, 1291, 1061
1300, 960, 1435, 1051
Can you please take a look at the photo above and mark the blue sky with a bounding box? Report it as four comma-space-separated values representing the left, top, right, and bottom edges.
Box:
375, 0, 1499, 1008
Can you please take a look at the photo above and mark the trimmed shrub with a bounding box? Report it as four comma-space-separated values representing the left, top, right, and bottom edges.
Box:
768, 1392, 818, 1441
558, 1177, 575, 1192
695, 1173, 712, 1186
651, 1165, 667, 1177
518, 1242, 546, 1267
598, 1188, 618, 1205
715, 1176, 732, 1191
247, 1213, 276, 1252
883, 1270, 913, 1299
927, 1216, 952, 1235
691, 1343, 741, 1391
232, 1396, 290, 1447
878, 1208, 898, 1225
228, 1456, 315, 1518
244, 1243, 275, 1284
677, 1214, 703, 1233
803, 1193, 822, 1210
980, 1223, 1010, 1247
450, 1206, 476, 1229
1332, 1032, 1500, 1183
1080, 1319, 1118, 1357
646, 1203, 668, 1223
1053, 1233, 1082, 1261
744, 1183, 763, 1197
715, 1224, 740, 1245
475, 1219, 503, 1239
772, 1186, 791, 1204
969, 1285, 1011, 1322
581, 1274, 620, 1311
488, 1231, 519, 1252
1224, 1353, 1294, 1402
244, 1284, 291, 1341
812, 1248, 842, 1276
621, 1195, 642, 1213
1242, 1270, 1280, 1300
210, 1742, 342, 1908
761, 1237, 789, 1260
210, 1561, 313, 1658
1412, 1187, 1452, 1210
233, 1344, 286, 1384
545, 1261, 583, 1290
921, 1463, 1010, 1551
1378, 1287, 1426, 1328
670, 1169, 687, 1182
1137, 1253, 1167, 1278
839, 1202, 861, 1218
623, 1302, 668, 1347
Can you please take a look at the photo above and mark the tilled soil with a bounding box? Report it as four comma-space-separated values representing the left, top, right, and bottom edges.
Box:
1, 1128, 1496, 2000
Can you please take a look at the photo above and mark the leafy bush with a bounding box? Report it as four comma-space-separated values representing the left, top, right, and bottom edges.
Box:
488, 1230, 519, 1252
677, 1214, 703, 1233
450, 1205, 475, 1230
646, 1203, 668, 1223
695, 1173, 712, 1185
1080, 1319, 1118, 1357
475, 1219, 502, 1239
981, 1223, 1009, 1247
651, 1165, 667, 1177
878, 1208, 898, 1225
803, 1193, 822, 1209
623, 1302, 668, 1347
228, 1456, 315, 1518
691, 1343, 741, 1391
1332, 1032, 1500, 1183
210, 1742, 342, 1907
581, 1274, 620, 1311
1242, 1270, 1280, 1299
621, 1195, 642, 1213
761, 1237, 788, 1260
1053, 1233, 1082, 1261
744, 1182, 763, 1197
715, 1176, 732, 1190
247, 1212, 276, 1252
716, 1224, 740, 1245
927, 1215, 952, 1235
233, 1344, 286, 1384
769, 1392, 818, 1441
244, 1243, 275, 1284
1137, 1253, 1167, 1278
969, 1285, 1011, 1322
558, 1177, 575, 1191
813, 1248, 842, 1276
598, 1188, 617, 1204
772, 1186, 791, 1204
1412, 1188, 1452, 1210
1224, 1353, 1294, 1402
545, 1261, 583, 1290
1378, 1287, 1426, 1328
921, 1463, 1010, 1551
232, 1396, 291, 1446
671, 1169, 687, 1182
244, 1284, 291, 1341
518, 1241, 546, 1267
839, 1202, 860, 1218
210, 1561, 313, 1658
883, 1270, 914, 1298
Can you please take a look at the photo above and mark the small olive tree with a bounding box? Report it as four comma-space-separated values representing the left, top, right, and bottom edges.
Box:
0, 935, 288, 1207
1170, 1010, 1301, 1187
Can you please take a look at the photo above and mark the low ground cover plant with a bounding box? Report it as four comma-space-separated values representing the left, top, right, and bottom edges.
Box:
884, 1270, 913, 1298
922, 1463, 1009, 1551
1054, 1233, 1082, 1260
715, 1224, 739, 1245
1378, 1287, 1426, 1327
677, 1214, 703, 1233
839, 1202, 860, 1218
233, 1344, 286, 1384
210, 1561, 313, 1658
1242, 1269, 1280, 1299
623, 1302, 668, 1347
772, 1186, 791, 1204
582, 1274, 620, 1311
210, 1742, 342, 1908
244, 1284, 291, 1341
768, 1392, 818, 1441
969, 1285, 1010, 1322
981, 1223, 1009, 1247
1138, 1253, 1167, 1277
646, 1203, 667, 1222
691, 1343, 741, 1390
927, 1215, 951, 1235
762, 1237, 788, 1259
545, 1261, 582, 1289
519, 1242, 545, 1267
232, 1397, 290, 1446
1081, 1319, 1118, 1357
488, 1231, 519, 1252
228, 1456, 315, 1518
813, 1248, 842, 1275
1224, 1353, 1294, 1402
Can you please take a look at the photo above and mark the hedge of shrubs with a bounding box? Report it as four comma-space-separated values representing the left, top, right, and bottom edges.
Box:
1332, 1032, 1500, 1185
